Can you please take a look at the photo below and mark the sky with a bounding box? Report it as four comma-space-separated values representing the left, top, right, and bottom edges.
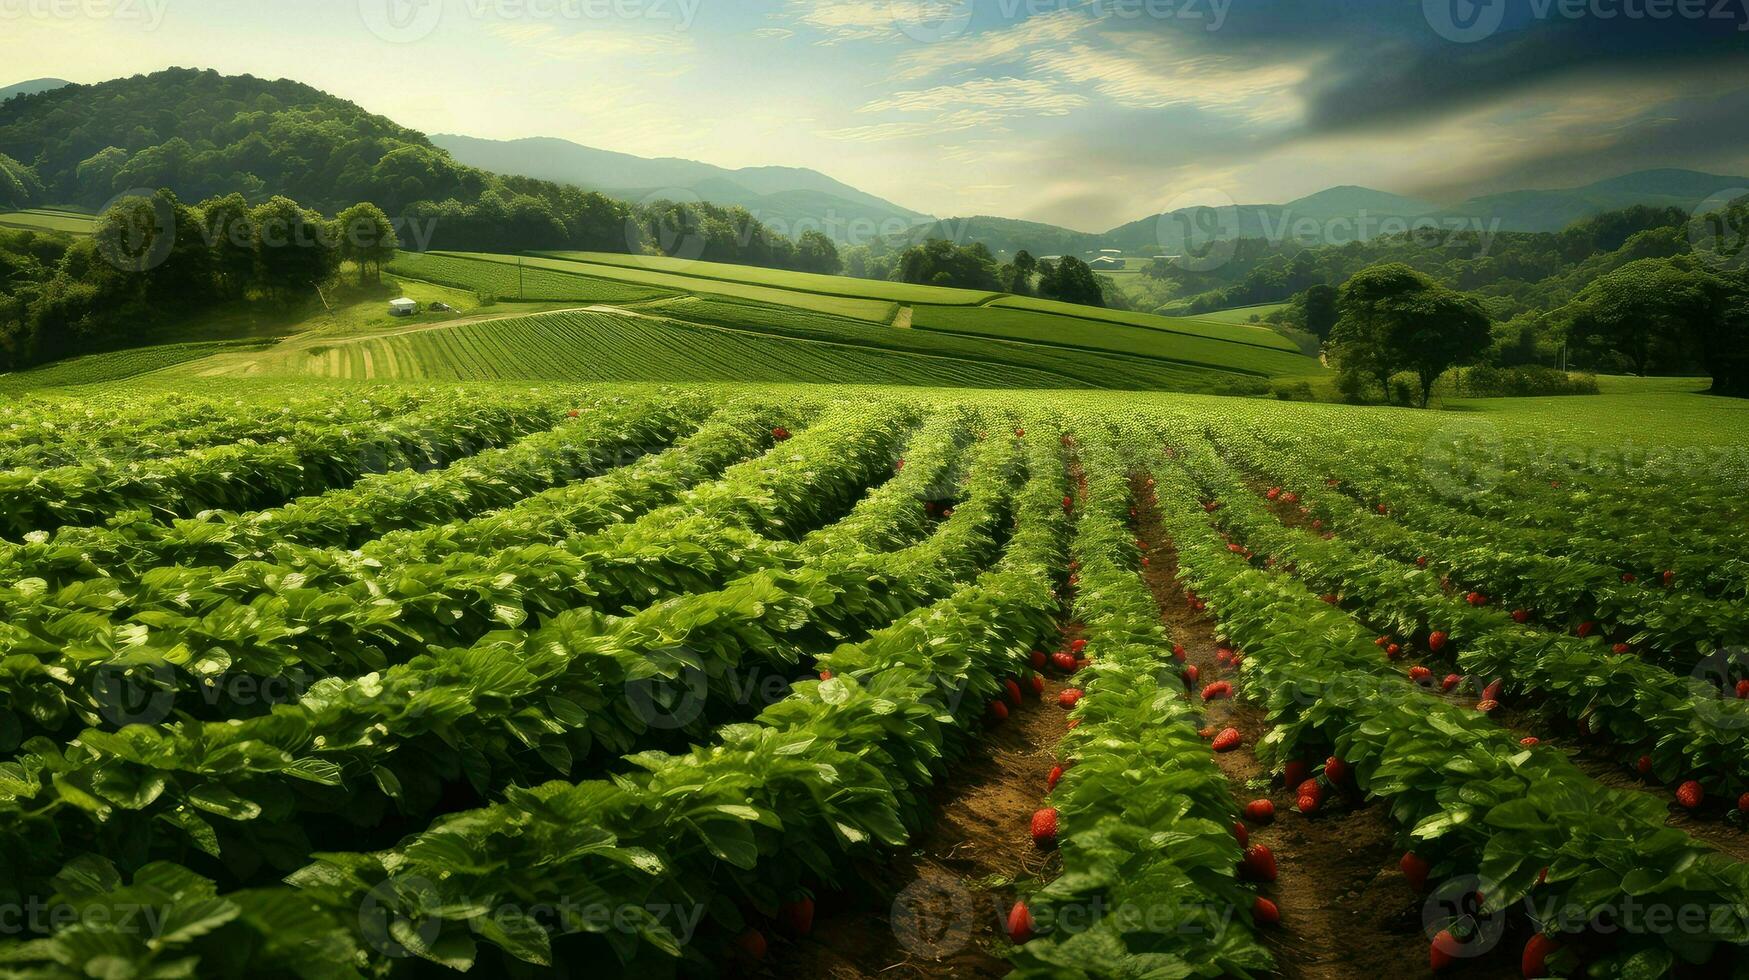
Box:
4, 0, 1748, 231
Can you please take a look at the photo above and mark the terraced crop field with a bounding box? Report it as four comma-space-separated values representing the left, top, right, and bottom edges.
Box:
0, 376, 1744, 979
0, 206, 95, 235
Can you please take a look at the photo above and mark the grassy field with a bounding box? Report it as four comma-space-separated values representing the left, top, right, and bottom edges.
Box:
1191, 302, 1290, 325
0, 207, 96, 235
990, 295, 1299, 352
534, 250, 1004, 306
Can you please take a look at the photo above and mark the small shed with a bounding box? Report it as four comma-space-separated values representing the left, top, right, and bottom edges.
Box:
388, 298, 418, 317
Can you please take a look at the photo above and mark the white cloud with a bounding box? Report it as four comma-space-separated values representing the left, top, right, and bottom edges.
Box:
859, 77, 1087, 116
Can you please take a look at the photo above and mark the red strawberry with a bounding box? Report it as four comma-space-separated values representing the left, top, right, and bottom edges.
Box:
895, 459, 906, 472
1417, 556, 1430, 568
1216, 647, 1234, 664
1325, 757, 1350, 784
1613, 643, 1632, 655
1243, 800, 1276, 823
1409, 666, 1433, 684
1401, 851, 1431, 893
1172, 644, 1187, 662
1282, 759, 1309, 789
1297, 793, 1320, 814
1233, 822, 1249, 848
1738, 792, 1749, 813
1267, 486, 1282, 500
1321, 593, 1339, 604
1052, 652, 1079, 672
1069, 638, 1088, 654
1522, 934, 1560, 978
1621, 572, 1637, 583
1482, 679, 1504, 702
819, 670, 833, 681
1442, 674, 1462, 693
1212, 728, 1243, 752
988, 700, 1009, 723
1576, 621, 1596, 638
1252, 896, 1280, 925
1429, 631, 1449, 652
1477, 699, 1499, 714
1297, 779, 1324, 805
1513, 608, 1531, 624
1006, 902, 1034, 944
1004, 679, 1024, 707
1047, 764, 1065, 790
1057, 689, 1083, 709
1377, 503, 1389, 515
566, 409, 582, 419
1375, 635, 1391, 648
1520, 737, 1540, 747
1062, 495, 1074, 512
781, 897, 815, 936
1029, 675, 1045, 696
1430, 929, 1461, 972
736, 929, 768, 961
1031, 808, 1059, 849
1636, 755, 1654, 777
1014, 428, 1025, 438
771, 427, 791, 442
1030, 650, 1047, 670
1201, 681, 1233, 701
1388, 644, 1403, 659
1736, 680, 1749, 700
1677, 780, 1704, 809
1663, 570, 1676, 587
1239, 844, 1277, 882
1185, 664, 1201, 685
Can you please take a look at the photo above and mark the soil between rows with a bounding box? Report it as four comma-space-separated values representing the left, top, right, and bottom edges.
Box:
1130, 475, 1520, 980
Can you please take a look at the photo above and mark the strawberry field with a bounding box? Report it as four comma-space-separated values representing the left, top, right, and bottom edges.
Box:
0, 382, 1744, 979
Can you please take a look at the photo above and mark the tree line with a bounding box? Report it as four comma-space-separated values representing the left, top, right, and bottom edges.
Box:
0, 190, 397, 369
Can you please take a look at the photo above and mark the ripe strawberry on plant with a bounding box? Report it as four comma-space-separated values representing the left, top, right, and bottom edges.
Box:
819, 670, 833, 681
1442, 674, 1462, 693
1006, 902, 1034, 944
1244, 799, 1276, 823
1031, 808, 1059, 849
1239, 844, 1277, 882
771, 427, 791, 442
1613, 642, 1632, 655
1172, 643, 1187, 662
1069, 638, 1088, 654
1663, 570, 1676, 587
1677, 780, 1704, 809
1576, 621, 1596, 638
1324, 757, 1351, 784
1738, 792, 1749, 814
988, 700, 1009, 723
1512, 608, 1531, 623
1429, 929, 1464, 972
1212, 728, 1243, 752
1482, 678, 1504, 702
1636, 755, 1654, 777
1052, 652, 1079, 672
566, 409, 581, 418
1282, 759, 1309, 789
1004, 679, 1024, 707
1522, 934, 1561, 978
1400, 851, 1431, 892
1735, 679, 1749, 700
1621, 572, 1636, 583
1058, 689, 1083, 709
1520, 737, 1540, 747
1252, 897, 1280, 926
1184, 664, 1200, 686
1233, 822, 1249, 848
736, 929, 768, 961
1201, 681, 1233, 701
1477, 699, 1499, 714
781, 897, 815, 936
1047, 764, 1066, 790
1030, 650, 1047, 670
1028, 675, 1045, 696
1409, 665, 1433, 684
1429, 630, 1449, 652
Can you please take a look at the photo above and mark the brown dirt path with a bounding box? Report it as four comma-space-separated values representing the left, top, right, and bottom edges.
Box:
1130, 475, 1520, 980
771, 672, 1074, 979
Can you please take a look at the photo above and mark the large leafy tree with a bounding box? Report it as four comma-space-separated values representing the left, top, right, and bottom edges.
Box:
1560, 257, 1715, 377
335, 202, 400, 285
249, 196, 339, 301
1330, 262, 1492, 406
1038, 256, 1104, 307
896, 239, 1002, 292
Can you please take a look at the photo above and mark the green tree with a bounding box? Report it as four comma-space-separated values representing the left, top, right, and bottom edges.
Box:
1331, 263, 1492, 407
1002, 249, 1037, 295
896, 239, 1001, 292
1561, 257, 1718, 377
249, 196, 339, 301
200, 193, 255, 298
335, 201, 400, 284
794, 230, 841, 275
1037, 256, 1104, 307
1303, 283, 1339, 341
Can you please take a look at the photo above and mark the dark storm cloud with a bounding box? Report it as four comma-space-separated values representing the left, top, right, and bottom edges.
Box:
1110, 0, 1749, 133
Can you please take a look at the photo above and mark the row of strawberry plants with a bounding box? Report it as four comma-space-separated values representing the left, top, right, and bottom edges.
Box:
0, 415, 1020, 891
0, 403, 913, 744
0, 389, 572, 537
0, 421, 1072, 976
0, 391, 717, 588
1192, 428, 1749, 804
0, 390, 431, 470
1214, 424, 1746, 670
1224, 425, 1742, 661
1248, 424, 1749, 602
1153, 438, 1749, 977
1010, 430, 1273, 978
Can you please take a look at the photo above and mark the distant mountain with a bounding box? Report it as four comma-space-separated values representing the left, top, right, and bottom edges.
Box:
1436, 169, 1749, 232
431, 133, 930, 244
897, 215, 1104, 258
0, 79, 71, 104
